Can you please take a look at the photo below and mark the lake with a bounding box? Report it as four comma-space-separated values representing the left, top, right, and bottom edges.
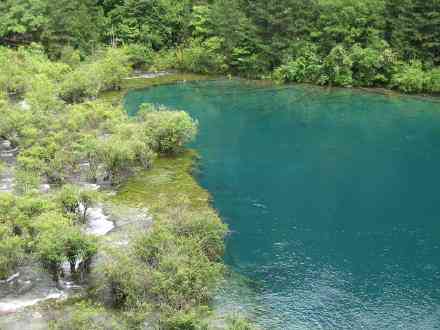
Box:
124, 80, 440, 329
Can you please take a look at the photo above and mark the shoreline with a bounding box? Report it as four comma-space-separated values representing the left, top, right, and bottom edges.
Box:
0, 73, 233, 329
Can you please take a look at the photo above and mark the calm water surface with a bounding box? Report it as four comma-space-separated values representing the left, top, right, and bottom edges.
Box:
125, 80, 440, 329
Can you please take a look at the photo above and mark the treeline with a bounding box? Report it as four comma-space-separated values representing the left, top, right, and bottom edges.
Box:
1, 0, 439, 93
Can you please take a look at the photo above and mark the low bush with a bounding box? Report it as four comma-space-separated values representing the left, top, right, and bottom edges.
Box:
273, 44, 322, 84
391, 60, 428, 93
51, 301, 122, 330
60, 48, 131, 103
137, 104, 198, 154
0, 226, 24, 280
176, 38, 228, 74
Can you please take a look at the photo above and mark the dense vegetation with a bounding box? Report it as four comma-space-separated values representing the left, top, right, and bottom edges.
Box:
1, 0, 439, 328
1, 0, 439, 94
0, 46, 240, 328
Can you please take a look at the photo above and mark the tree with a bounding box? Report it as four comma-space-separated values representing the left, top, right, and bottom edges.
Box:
0, 0, 48, 45
103, 0, 193, 50
385, 0, 440, 64
79, 190, 97, 223
58, 185, 97, 222
34, 211, 97, 280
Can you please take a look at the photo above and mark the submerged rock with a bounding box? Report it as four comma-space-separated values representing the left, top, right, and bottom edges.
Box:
0, 264, 68, 316
85, 204, 115, 236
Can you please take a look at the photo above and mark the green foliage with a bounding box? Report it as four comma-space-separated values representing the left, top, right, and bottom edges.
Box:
321, 45, 353, 87
34, 211, 97, 280
101, 219, 225, 323
0, 0, 106, 57
123, 43, 153, 69
349, 42, 397, 86
103, 0, 193, 50
159, 308, 210, 330
57, 184, 97, 222
0, 0, 48, 45
226, 315, 257, 330
0, 225, 24, 279
103, 153, 228, 326
273, 44, 322, 83
426, 68, 440, 94
314, 0, 386, 52
385, 0, 440, 64
391, 60, 429, 93
14, 168, 42, 194
178, 38, 228, 74
0, 42, 226, 329
98, 136, 136, 185
59, 46, 81, 68
51, 301, 114, 330
60, 48, 131, 103
1, 0, 439, 93
137, 104, 198, 154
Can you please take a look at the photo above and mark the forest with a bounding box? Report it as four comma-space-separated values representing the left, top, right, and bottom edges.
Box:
0, 0, 439, 329
1, 0, 439, 93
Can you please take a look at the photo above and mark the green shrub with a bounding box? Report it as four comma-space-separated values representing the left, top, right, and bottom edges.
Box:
134, 226, 224, 312
57, 185, 97, 222
138, 105, 198, 154
226, 315, 256, 330
321, 45, 353, 87
391, 60, 429, 93
349, 42, 397, 86
14, 169, 42, 195
59, 66, 101, 103
150, 49, 179, 71
159, 309, 210, 330
33, 211, 97, 280
51, 301, 121, 330
273, 45, 322, 83
123, 44, 153, 69
96, 48, 131, 91
59, 46, 81, 68
230, 47, 268, 78
164, 211, 227, 262
98, 136, 137, 185
0, 226, 24, 280
177, 38, 228, 74
60, 48, 131, 103
426, 68, 440, 93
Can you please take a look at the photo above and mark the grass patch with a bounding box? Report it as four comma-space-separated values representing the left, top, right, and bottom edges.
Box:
112, 150, 214, 217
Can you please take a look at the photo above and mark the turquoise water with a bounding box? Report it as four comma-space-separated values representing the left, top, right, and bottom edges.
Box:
125, 80, 440, 329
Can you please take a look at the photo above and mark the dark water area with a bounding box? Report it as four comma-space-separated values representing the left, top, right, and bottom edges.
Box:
125, 80, 440, 329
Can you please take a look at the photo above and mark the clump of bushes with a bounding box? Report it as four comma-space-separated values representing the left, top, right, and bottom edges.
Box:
390, 60, 440, 94
50, 301, 122, 330
0, 226, 24, 280
273, 44, 323, 84
137, 104, 198, 154
273, 41, 440, 94
99, 204, 227, 327
60, 47, 132, 103
0, 192, 97, 281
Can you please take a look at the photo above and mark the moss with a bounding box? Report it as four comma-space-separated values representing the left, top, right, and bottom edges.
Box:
112, 150, 213, 217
